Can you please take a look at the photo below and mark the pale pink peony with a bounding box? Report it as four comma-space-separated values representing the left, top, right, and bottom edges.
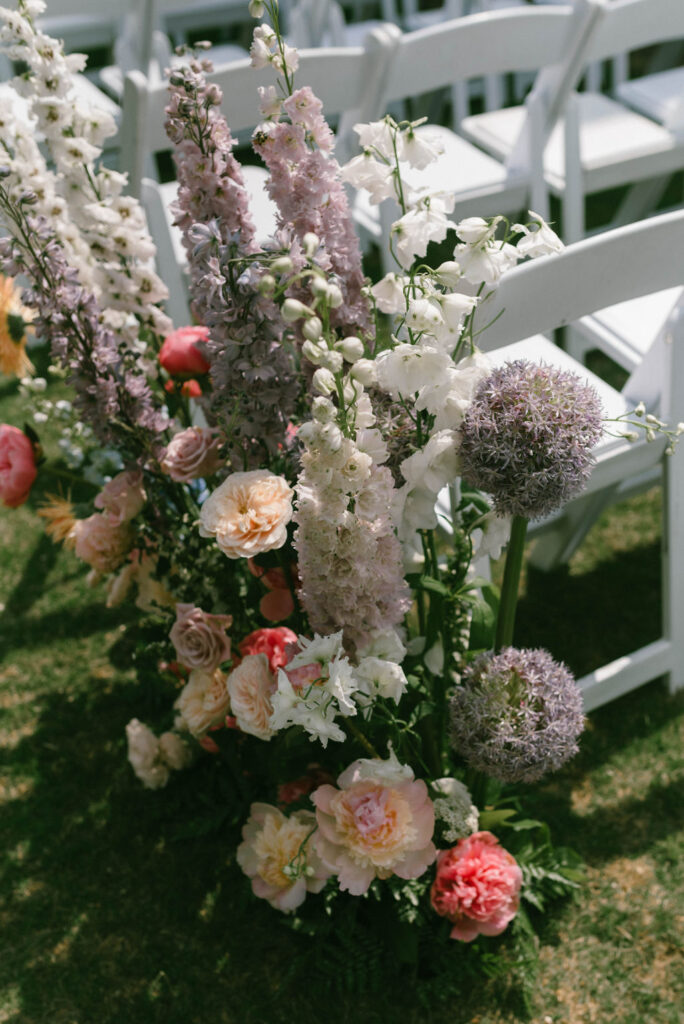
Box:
430, 831, 522, 941
159, 325, 210, 376
199, 470, 293, 559
175, 667, 230, 737
160, 426, 223, 483
72, 514, 133, 573
170, 603, 233, 672
237, 803, 331, 912
238, 627, 298, 674
94, 469, 146, 525
0, 424, 37, 508
312, 755, 436, 895
226, 653, 276, 741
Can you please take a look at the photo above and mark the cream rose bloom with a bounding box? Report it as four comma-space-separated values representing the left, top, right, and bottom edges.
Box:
227, 653, 276, 741
237, 804, 331, 912
175, 667, 230, 737
199, 470, 293, 559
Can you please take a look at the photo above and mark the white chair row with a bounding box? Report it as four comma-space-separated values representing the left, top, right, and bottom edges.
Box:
437, 209, 684, 711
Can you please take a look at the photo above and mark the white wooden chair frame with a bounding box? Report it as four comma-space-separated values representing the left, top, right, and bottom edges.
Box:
462, 210, 684, 711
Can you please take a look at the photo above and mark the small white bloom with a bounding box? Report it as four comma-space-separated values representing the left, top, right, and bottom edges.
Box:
375, 342, 451, 400
353, 119, 396, 160
513, 211, 564, 258
371, 273, 409, 315
355, 657, 408, 703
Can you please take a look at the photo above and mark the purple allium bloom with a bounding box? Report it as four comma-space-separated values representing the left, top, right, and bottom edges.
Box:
450, 647, 584, 784
458, 360, 603, 519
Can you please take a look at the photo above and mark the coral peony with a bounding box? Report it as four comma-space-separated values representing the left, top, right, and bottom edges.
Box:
0, 424, 37, 508
175, 667, 230, 737
226, 653, 277, 741
239, 626, 298, 674
170, 603, 233, 672
199, 469, 293, 559
160, 426, 223, 482
430, 831, 522, 941
158, 325, 210, 376
94, 469, 145, 525
312, 750, 436, 894
237, 803, 331, 912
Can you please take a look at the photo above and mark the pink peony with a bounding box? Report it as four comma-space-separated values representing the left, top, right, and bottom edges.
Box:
237, 803, 331, 912
160, 426, 223, 483
312, 752, 436, 895
94, 470, 145, 525
169, 603, 233, 672
159, 325, 210, 376
199, 470, 293, 559
72, 514, 133, 573
239, 626, 298, 674
0, 424, 37, 508
430, 831, 522, 941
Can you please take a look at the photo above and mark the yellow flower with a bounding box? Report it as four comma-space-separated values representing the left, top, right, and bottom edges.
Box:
0, 275, 34, 378
37, 495, 77, 549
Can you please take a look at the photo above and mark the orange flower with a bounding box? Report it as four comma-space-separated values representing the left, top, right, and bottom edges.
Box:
0, 275, 34, 378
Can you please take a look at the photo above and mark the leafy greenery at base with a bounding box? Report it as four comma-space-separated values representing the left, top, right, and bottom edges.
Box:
2, 365, 683, 1024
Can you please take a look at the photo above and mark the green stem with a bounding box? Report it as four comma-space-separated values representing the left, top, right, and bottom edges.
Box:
344, 718, 380, 759
494, 514, 528, 652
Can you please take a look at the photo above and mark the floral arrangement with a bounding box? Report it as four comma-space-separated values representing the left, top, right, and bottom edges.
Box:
0, 0, 674, 987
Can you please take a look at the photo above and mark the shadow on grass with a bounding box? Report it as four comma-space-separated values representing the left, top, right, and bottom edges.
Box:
518, 539, 660, 679
1, 660, 682, 1024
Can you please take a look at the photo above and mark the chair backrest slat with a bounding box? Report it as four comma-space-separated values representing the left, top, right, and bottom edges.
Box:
380, 6, 577, 105
583, 0, 684, 65
473, 211, 684, 353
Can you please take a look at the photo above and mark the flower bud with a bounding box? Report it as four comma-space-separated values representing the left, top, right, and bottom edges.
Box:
258, 273, 276, 296
301, 340, 324, 365
271, 256, 293, 275
312, 397, 336, 423
248, 0, 265, 15
350, 359, 377, 387
312, 368, 336, 395
336, 335, 365, 362
281, 298, 311, 322
320, 349, 344, 374
303, 232, 320, 258
302, 316, 323, 341
433, 261, 462, 287
326, 283, 343, 309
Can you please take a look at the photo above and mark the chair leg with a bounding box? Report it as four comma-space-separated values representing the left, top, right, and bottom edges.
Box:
664, 444, 684, 694
565, 324, 594, 365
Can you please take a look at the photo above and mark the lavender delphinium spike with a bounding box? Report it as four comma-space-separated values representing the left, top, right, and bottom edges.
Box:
165, 61, 298, 464
0, 184, 168, 454
253, 86, 373, 339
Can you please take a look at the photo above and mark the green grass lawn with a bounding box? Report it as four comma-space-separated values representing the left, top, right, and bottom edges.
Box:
1, 370, 683, 1024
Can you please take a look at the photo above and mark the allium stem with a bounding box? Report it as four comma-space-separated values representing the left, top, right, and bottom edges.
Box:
494, 515, 528, 652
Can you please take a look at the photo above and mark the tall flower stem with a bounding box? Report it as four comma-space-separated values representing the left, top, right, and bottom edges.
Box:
494, 514, 528, 652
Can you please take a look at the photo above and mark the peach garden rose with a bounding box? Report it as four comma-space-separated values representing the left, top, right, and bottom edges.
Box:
175, 667, 231, 737
311, 750, 436, 895
226, 653, 277, 741
237, 803, 331, 912
199, 469, 293, 559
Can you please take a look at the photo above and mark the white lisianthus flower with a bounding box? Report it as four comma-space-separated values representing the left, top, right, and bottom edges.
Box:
399, 127, 443, 169
406, 296, 444, 333
392, 194, 455, 269
454, 239, 518, 286
513, 211, 564, 258
375, 342, 451, 400
433, 292, 479, 344
355, 657, 408, 703
340, 152, 397, 204
421, 350, 494, 430
370, 273, 410, 314
455, 216, 499, 245
353, 119, 396, 160
400, 430, 460, 494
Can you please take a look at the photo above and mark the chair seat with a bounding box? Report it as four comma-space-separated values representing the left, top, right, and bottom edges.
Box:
462, 92, 681, 192
617, 67, 684, 131
158, 166, 278, 271
574, 287, 682, 373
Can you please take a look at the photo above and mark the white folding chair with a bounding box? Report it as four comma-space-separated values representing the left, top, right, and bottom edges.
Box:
359, 1, 603, 270
286, 0, 401, 48
448, 210, 684, 710
461, 0, 684, 241
122, 30, 396, 324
